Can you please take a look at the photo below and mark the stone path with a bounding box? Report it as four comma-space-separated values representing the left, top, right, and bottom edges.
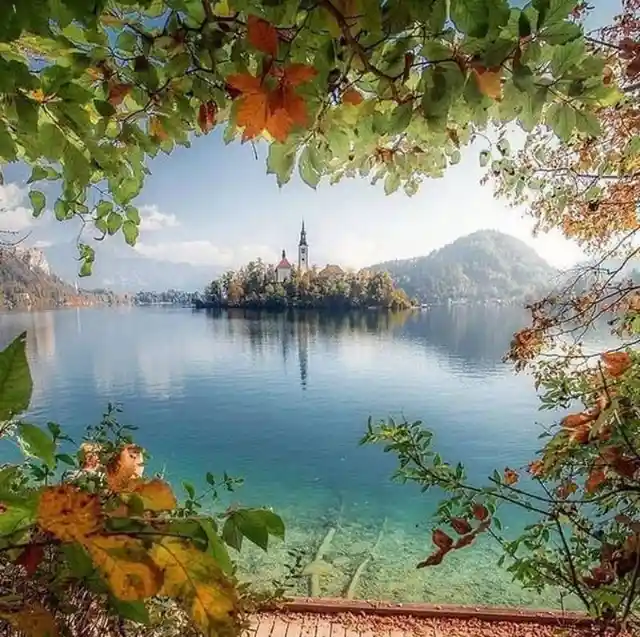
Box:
245, 612, 609, 637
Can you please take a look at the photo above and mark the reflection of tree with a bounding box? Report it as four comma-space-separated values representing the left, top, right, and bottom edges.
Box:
399, 305, 529, 363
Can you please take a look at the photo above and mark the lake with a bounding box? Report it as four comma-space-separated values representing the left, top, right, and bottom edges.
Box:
0, 305, 582, 608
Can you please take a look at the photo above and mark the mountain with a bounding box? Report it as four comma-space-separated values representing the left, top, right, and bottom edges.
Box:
43, 243, 214, 293
370, 230, 559, 304
0, 246, 121, 310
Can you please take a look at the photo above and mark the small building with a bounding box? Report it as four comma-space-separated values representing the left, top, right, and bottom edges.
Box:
275, 250, 292, 283
319, 264, 344, 278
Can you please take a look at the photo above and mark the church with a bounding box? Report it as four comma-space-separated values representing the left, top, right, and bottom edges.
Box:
275, 222, 308, 283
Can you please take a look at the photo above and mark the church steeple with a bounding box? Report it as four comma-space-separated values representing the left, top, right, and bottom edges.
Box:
298, 221, 309, 271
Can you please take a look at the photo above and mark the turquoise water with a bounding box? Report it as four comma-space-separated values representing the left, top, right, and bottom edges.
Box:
0, 306, 574, 608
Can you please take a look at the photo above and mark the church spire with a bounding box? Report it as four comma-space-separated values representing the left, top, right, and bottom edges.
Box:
299, 220, 307, 247
298, 220, 309, 271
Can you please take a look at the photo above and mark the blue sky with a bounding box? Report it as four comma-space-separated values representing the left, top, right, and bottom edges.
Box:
0, 1, 621, 276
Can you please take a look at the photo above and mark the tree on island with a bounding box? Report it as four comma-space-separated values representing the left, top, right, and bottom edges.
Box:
0, 0, 640, 635
202, 259, 412, 310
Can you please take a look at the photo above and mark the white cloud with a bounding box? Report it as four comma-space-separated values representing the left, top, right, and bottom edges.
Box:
139, 205, 180, 231
0, 183, 32, 232
134, 240, 273, 268
32, 240, 53, 249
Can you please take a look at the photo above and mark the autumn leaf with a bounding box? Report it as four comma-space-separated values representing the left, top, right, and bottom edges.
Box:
106, 444, 144, 492
148, 117, 168, 141
132, 479, 177, 511
343, 88, 364, 105
601, 351, 632, 377
432, 529, 453, 551
37, 485, 102, 543
282, 64, 317, 87
472, 66, 502, 100
503, 467, 519, 486
107, 82, 133, 106
198, 101, 218, 134
527, 459, 544, 477
556, 481, 578, 499
454, 533, 476, 549
85, 535, 163, 601
247, 15, 278, 57
0, 604, 58, 637
586, 468, 606, 494
150, 538, 239, 634
16, 544, 44, 575
472, 503, 489, 521
417, 549, 444, 568
450, 517, 472, 535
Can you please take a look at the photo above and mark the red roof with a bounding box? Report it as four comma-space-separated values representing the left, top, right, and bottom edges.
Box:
276, 258, 291, 269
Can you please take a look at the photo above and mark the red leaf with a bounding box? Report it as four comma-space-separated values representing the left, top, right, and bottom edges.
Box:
107, 82, 133, 106
503, 468, 519, 486
472, 503, 489, 521
16, 544, 44, 575
585, 468, 606, 494
227, 72, 263, 95
450, 517, 472, 535
432, 529, 453, 551
454, 534, 475, 549
343, 88, 363, 105
247, 15, 278, 57
198, 101, 217, 134
417, 549, 444, 568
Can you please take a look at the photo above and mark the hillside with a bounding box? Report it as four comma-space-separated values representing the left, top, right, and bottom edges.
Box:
0, 246, 122, 310
370, 230, 559, 304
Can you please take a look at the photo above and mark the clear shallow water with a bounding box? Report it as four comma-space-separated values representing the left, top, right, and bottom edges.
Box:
0, 306, 576, 608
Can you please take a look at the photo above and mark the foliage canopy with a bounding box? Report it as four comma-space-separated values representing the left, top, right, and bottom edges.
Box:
0, 0, 619, 273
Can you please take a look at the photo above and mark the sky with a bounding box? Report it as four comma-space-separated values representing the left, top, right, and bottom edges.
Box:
0, 1, 622, 279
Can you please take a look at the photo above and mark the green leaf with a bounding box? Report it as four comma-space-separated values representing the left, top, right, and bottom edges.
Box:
479, 149, 491, 167
267, 143, 296, 187
299, 146, 321, 189
17, 423, 56, 468
106, 212, 123, 235
0, 332, 32, 423
94, 99, 116, 117
62, 543, 94, 578
222, 516, 242, 551
54, 199, 70, 221
122, 220, 139, 246
541, 21, 581, 45
0, 121, 16, 162
225, 508, 285, 551
199, 519, 233, 574
389, 103, 413, 135
27, 166, 48, 184
497, 138, 511, 156
183, 481, 196, 499
575, 109, 601, 138
546, 102, 576, 141
116, 30, 138, 53
0, 494, 38, 536
384, 171, 400, 195
110, 599, 149, 625
518, 11, 531, 37
125, 205, 140, 224
96, 201, 113, 219
28, 190, 46, 217
551, 38, 585, 75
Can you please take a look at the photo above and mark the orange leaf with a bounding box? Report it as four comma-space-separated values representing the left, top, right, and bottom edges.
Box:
16, 544, 44, 576
277, 86, 308, 126
283, 63, 317, 87
503, 467, 519, 486
527, 460, 544, 477
236, 91, 270, 141
0, 604, 58, 637
247, 15, 278, 57
37, 485, 102, 543
343, 88, 364, 105
149, 116, 168, 141
454, 533, 476, 549
227, 72, 263, 95
601, 351, 632, 377
85, 534, 163, 601
265, 106, 294, 143
106, 444, 145, 492
132, 479, 177, 511
472, 66, 502, 100
450, 517, 472, 535
586, 468, 606, 494
107, 82, 133, 106
432, 528, 453, 551
472, 503, 489, 521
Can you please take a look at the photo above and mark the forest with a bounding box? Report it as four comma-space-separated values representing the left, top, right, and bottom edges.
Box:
201, 260, 413, 310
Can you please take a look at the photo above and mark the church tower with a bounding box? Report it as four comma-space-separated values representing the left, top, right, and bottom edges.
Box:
298, 221, 308, 271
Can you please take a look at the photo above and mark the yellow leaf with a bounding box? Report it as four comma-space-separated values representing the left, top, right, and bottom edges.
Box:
212, 0, 233, 17
150, 538, 239, 635
85, 535, 163, 601
472, 67, 502, 100
132, 479, 177, 511
37, 485, 102, 543
106, 444, 144, 492
0, 604, 58, 637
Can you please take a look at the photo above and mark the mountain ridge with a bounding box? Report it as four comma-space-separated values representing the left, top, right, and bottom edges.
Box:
370, 230, 559, 304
